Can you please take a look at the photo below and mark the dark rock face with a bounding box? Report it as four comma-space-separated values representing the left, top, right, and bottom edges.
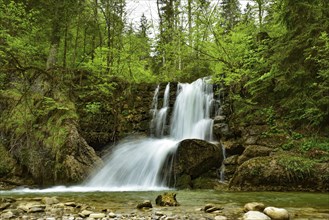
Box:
167, 139, 224, 189
77, 81, 177, 152
55, 122, 103, 183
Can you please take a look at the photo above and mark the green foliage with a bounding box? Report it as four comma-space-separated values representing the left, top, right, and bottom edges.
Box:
85, 102, 101, 114
278, 155, 315, 181
0, 143, 16, 176
300, 138, 329, 153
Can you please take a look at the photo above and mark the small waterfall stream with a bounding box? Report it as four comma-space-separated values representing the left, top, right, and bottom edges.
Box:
84, 78, 217, 190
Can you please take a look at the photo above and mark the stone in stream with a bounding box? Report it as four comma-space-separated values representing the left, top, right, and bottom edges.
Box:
0, 202, 11, 211
244, 202, 265, 212
204, 203, 224, 213
89, 212, 106, 218
42, 196, 59, 205
79, 209, 93, 217
263, 206, 290, 220
136, 200, 153, 209
242, 211, 271, 220
155, 192, 179, 206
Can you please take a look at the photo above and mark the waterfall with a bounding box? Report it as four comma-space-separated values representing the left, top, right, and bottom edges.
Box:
151, 83, 170, 137
85, 78, 217, 190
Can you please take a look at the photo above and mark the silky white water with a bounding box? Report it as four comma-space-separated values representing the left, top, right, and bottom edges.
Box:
83, 78, 217, 191
2, 78, 217, 193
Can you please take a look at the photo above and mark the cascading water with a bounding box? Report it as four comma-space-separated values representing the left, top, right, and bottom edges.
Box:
151, 83, 170, 137
84, 78, 217, 190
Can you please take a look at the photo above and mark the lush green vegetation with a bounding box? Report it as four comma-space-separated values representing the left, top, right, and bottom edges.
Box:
0, 0, 328, 182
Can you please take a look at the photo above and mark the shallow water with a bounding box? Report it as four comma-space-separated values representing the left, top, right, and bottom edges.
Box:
1, 189, 328, 219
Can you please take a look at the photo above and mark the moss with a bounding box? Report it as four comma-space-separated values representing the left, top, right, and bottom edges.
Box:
278, 155, 315, 182
0, 143, 16, 176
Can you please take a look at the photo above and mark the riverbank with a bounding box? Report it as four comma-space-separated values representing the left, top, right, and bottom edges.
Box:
1, 190, 328, 219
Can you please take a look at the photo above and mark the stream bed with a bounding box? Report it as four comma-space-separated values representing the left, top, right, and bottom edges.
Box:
1, 189, 328, 219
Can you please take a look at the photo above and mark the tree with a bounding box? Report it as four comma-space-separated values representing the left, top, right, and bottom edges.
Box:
220, 0, 241, 31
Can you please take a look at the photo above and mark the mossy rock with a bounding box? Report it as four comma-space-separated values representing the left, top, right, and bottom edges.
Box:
155, 192, 180, 206
229, 155, 329, 191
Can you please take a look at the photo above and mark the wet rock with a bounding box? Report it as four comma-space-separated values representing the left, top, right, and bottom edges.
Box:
169, 139, 223, 189
1, 210, 14, 219
65, 202, 77, 207
214, 216, 228, 220
1, 197, 16, 203
214, 115, 226, 123
0, 202, 11, 210
264, 206, 290, 220
242, 211, 271, 220
244, 202, 265, 212
42, 197, 59, 205
155, 192, 179, 206
137, 200, 153, 209
204, 204, 223, 213
213, 123, 231, 139
89, 212, 106, 218
28, 204, 46, 213
108, 211, 117, 218
79, 209, 93, 217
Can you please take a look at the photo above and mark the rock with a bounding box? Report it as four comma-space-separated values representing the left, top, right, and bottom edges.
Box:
1, 198, 16, 203
0, 202, 11, 210
1, 210, 14, 219
79, 209, 93, 217
108, 212, 116, 218
168, 139, 223, 188
237, 145, 272, 165
214, 115, 226, 123
65, 202, 77, 207
89, 213, 106, 218
28, 204, 46, 213
244, 202, 265, 212
155, 211, 165, 216
242, 211, 271, 220
230, 156, 329, 191
213, 123, 231, 139
137, 200, 153, 209
264, 206, 290, 220
224, 155, 239, 165
204, 204, 223, 213
42, 197, 59, 205
223, 141, 245, 156
155, 192, 179, 206
214, 216, 228, 220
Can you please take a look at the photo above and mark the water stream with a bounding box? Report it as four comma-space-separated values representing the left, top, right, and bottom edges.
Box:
84, 78, 216, 190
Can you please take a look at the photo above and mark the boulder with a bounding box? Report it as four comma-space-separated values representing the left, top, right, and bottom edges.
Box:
155, 192, 179, 206
168, 139, 223, 188
244, 202, 265, 212
57, 122, 103, 183
263, 206, 289, 220
42, 197, 59, 205
137, 200, 153, 209
242, 211, 271, 220
223, 141, 245, 156
237, 145, 272, 165
229, 156, 329, 191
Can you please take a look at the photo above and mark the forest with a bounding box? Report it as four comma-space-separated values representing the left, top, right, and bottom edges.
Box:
0, 0, 329, 184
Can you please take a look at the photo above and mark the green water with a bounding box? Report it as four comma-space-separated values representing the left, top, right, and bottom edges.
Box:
1, 190, 328, 219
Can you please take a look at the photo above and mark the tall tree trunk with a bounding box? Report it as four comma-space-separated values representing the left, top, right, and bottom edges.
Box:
46, 22, 61, 70
63, 23, 68, 68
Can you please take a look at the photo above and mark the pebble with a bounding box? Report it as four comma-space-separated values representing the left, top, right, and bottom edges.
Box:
89, 212, 106, 218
